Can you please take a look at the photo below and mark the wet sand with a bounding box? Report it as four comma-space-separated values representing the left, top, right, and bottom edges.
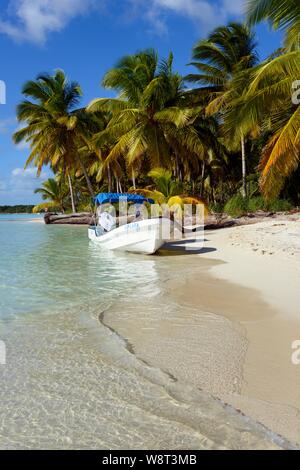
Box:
103, 222, 300, 446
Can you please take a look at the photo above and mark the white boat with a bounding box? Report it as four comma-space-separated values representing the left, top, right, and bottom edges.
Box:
88, 193, 172, 255
88, 217, 172, 255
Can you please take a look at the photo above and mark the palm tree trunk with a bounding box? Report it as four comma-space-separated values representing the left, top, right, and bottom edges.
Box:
107, 164, 112, 192
241, 135, 247, 198
116, 179, 123, 193
77, 153, 94, 198
175, 152, 182, 181
200, 160, 206, 198
67, 173, 76, 213
212, 186, 216, 205
132, 169, 136, 189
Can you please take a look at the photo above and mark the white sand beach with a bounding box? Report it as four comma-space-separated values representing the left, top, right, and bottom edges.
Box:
186, 218, 300, 444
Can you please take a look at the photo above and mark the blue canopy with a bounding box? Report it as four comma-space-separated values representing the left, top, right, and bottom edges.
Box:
94, 192, 154, 205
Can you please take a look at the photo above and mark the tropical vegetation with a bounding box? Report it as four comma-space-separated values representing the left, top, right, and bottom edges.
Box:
33, 177, 69, 213
0, 205, 34, 214
12, 0, 300, 216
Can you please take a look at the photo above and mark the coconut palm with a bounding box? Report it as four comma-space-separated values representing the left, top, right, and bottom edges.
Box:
130, 167, 207, 219
224, 50, 300, 199
83, 111, 123, 192
190, 112, 227, 197
88, 50, 205, 178
148, 168, 182, 200
247, 0, 300, 50
223, 3, 300, 198
13, 71, 100, 212
187, 23, 259, 197
33, 177, 69, 213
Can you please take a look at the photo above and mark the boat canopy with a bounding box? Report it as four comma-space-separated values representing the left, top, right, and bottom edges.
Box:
94, 192, 154, 205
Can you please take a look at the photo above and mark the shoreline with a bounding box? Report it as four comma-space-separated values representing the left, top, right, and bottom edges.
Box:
103, 219, 300, 446
197, 222, 300, 444
1, 215, 300, 448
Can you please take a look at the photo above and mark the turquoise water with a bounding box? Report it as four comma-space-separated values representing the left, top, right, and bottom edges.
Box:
0, 216, 159, 319
0, 216, 289, 449
0, 214, 42, 220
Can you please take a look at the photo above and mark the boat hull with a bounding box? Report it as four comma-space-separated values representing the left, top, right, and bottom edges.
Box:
88, 218, 172, 255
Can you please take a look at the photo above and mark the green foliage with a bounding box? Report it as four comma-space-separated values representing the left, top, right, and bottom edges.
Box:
13, 70, 99, 201
265, 198, 293, 212
88, 49, 209, 177
33, 177, 69, 213
224, 194, 249, 217
209, 202, 224, 214
76, 199, 94, 213
247, 0, 300, 50
224, 194, 293, 216
246, 196, 266, 212
148, 168, 182, 198
0, 205, 34, 214
248, 196, 292, 212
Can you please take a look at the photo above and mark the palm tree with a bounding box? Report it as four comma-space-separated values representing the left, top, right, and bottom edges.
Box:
247, 0, 300, 50
222, 3, 300, 198
130, 167, 207, 217
187, 23, 259, 197
224, 50, 300, 199
88, 50, 205, 181
33, 177, 69, 213
190, 112, 227, 198
82, 111, 121, 192
13, 71, 99, 212
148, 168, 182, 200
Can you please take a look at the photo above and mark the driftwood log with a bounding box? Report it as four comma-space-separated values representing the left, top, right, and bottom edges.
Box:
44, 212, 93, 225
44, 210, 296, 228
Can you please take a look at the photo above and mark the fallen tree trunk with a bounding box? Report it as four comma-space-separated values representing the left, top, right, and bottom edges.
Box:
44, 210, 294, 228
44, 212, 93, 225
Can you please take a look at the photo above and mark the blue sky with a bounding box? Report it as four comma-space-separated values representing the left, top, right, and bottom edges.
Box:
0, 0, 283, 205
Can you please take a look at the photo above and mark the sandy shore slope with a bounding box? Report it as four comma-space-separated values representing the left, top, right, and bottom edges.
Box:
104, 216, 300, 446
179, 219, 300, 444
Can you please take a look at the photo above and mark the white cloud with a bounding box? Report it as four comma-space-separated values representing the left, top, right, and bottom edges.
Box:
0, 117, 16, 134
16, 140, 30, 150
221, 0, 245, 16
0, 167, 48, 196
154, 0, 216, 19
10, 167, 48, 191
134, 0, 245, 34
0, 0, 245, 45
0, 0, 98, 44
0, 167, 50, 203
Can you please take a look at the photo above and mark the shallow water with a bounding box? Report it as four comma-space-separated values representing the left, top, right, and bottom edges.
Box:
0, 216, 292, 449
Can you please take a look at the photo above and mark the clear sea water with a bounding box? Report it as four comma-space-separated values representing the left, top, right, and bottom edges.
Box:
0, 215, 289, 449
